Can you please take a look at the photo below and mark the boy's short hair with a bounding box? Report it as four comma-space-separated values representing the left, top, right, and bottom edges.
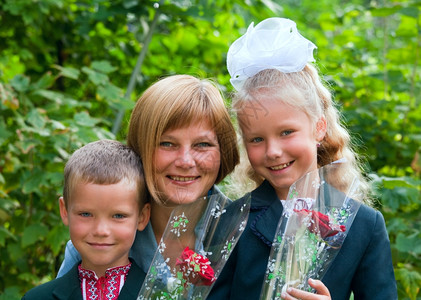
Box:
62, 139, 147, 209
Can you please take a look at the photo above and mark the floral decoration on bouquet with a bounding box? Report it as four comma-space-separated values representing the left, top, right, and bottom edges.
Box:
176, 247, 215, 287
260, 160, 362, 300
138, 193, 251, 300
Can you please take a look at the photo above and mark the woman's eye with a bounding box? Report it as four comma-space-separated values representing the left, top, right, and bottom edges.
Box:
196, 142, 212, 148
159, 141, 173, 147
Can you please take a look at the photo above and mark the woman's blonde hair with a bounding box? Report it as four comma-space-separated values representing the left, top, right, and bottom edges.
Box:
231, 66, 371, 203
127, 75, 239, 204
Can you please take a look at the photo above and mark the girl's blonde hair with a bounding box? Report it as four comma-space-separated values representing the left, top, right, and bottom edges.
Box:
231, 66, 371, 204
127, 75, 239, 204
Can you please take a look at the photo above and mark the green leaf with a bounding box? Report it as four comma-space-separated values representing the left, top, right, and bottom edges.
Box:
27, 109, 46, 129
400, 7, 419, 18
370, 6, 402, 17
53, 65, 80, 80
91, 60, 117, 74
31, 72, 55, 90
21, 224, 49, 248
46, 225, 68, 256
82, 67, 108, 85
396, 233, 421, 255
74, 111, 100, 127
395, 268, 421, 300
0, 118, 12, 145
34, 89, 65, 104
0, 286, 21, 300
0, 227, 16, 247
97, 84, 123, 101
22, 169, 45, 194
10, 74, 30, 92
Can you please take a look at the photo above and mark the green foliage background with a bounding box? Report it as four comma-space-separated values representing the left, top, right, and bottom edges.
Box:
0, 0, 420, 299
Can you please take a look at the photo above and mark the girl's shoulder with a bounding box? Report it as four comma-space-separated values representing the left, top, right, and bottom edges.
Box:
349, 201, 388, 243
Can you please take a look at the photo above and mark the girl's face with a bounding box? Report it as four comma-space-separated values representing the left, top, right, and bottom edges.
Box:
239, 98, 325, 200
153, 120, 221, 206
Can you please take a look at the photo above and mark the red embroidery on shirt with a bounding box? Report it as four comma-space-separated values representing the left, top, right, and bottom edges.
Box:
78, 263, 131, 300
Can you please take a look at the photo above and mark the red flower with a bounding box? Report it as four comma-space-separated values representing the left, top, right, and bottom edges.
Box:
176, 247, 215, 286
293, 209, 346, 238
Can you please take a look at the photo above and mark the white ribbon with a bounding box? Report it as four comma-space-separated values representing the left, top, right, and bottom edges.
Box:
227, 18, 317, 91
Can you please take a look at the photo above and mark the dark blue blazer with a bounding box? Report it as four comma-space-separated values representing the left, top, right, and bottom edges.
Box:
209, 180, 397, 300
22, 260, 146, 300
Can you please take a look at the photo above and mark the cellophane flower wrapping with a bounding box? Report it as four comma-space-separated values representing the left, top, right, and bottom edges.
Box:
260, 161, 362, 299
137, 193, 251, 300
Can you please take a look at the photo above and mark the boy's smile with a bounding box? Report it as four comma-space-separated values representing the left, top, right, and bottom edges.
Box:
59, 181, 149, 277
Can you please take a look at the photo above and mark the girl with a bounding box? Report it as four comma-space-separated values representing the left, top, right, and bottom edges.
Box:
209, 18, 396, 300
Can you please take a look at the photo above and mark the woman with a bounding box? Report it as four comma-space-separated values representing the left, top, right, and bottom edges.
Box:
57, 74, 240, 278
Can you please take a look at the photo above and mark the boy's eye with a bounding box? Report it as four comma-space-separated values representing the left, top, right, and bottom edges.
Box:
281, 130, 293, 136
113, 214, 126, 219
79, 212, 92, 217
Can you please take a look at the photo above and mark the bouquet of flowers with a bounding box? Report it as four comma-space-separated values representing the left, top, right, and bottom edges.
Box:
137, 193, 250, 300
260, 160, 362, 299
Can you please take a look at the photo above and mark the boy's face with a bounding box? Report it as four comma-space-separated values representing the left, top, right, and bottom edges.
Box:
59, 180, 150, 276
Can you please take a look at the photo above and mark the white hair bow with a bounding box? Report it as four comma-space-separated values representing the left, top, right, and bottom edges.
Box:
227, 18, 317, 91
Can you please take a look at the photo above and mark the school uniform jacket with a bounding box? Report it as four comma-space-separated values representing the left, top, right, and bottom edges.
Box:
208, 180, 397, 300
22, 260, 146, 300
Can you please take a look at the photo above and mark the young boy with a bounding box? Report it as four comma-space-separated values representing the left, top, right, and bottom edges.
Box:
22, 139, 150, 300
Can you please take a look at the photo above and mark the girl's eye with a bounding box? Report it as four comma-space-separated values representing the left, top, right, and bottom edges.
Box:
281, 130, 293, 136
80, 212, 92, 217
251, 137, 263, 143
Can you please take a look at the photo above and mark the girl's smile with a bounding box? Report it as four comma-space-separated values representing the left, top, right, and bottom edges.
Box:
239, 98, 325, 200
268, 161, 293, 171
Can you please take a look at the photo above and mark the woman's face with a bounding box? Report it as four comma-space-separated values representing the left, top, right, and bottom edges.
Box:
153, 120, 221, 206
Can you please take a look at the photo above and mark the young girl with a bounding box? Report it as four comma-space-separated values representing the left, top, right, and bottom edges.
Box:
208, 18, 396, 300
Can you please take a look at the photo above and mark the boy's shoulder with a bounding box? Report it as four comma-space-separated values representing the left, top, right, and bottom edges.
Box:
22, 265, 81, 300
22, 261, 146, 300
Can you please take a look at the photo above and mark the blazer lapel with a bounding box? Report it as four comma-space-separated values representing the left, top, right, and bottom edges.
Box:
117, 261, 146, 300
252, 181, 284, 246
52, 264, 83, 300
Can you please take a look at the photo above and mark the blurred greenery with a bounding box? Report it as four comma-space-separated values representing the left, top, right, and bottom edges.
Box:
0, 0, 420, 299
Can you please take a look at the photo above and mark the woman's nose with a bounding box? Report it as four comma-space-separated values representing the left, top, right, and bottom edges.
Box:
174, 148, 195, 168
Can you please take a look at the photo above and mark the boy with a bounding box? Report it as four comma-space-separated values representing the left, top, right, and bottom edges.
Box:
23, 139, 150, 300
